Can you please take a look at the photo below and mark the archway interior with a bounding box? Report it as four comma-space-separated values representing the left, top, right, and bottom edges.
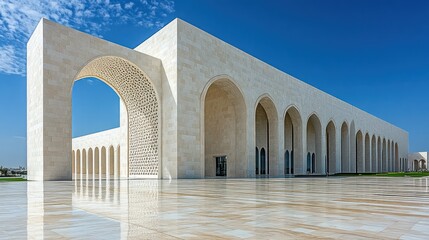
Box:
341, 122, 349, 173
75, 56, 159, 178
306, 114, 322, 174
387, 140, 391, 172
72, 77, 120, 180
377, 137, 382, 172
326, 121, 336, 174
284, 108, 302, 175
204, 79, 246, 177
371, 136, 376, 172
356, 131, 363, 173
365, 133, 370, 173
255, 97, 278, 176
256, 104, 269, 175
382, 139, 387, 172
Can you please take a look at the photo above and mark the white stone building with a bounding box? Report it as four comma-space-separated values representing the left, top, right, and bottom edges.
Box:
27, 18, 408, 180
408, 152, 427, 171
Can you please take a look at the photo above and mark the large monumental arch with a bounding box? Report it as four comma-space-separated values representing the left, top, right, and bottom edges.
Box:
27, 19, 165, 180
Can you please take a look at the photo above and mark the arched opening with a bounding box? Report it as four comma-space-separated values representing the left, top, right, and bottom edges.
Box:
306, 114, 322, 174
255, 96, 278, 176
94, 147, 99, 179
371, 135, 376, 172
284, 106, 302, 175
349, 121, 356, 173
341, 122, 349, 173
382, 139, 387, 172
109, 146, 114, 178
203, 78, 246, 177
88, 148, 93, 178
419, 159, 426, 171
82, 149, 87, 179
387, 140, 391, 172
356, 131, 363, 173
399, 158, 402, 172
326, 121, 336, 175
73, 56, 160, 179
101, 147, 106, 179
414, 159, 419, 171
377, 137, 382, 172
365, 133, 370, 173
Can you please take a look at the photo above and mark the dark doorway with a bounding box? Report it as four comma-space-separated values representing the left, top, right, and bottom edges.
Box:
216, 156, 227, 176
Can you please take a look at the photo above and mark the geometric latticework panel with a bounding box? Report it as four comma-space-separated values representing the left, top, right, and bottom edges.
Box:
76, 56, 159, 177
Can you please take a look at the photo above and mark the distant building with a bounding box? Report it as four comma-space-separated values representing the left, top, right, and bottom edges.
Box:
27, 18, 408, 180
408, 152, 427, 171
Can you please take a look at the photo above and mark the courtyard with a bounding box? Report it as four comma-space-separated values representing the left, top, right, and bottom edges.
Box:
1, 177, 429, 239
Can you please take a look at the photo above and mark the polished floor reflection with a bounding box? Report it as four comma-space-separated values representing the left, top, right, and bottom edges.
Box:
1, 177, 429, 239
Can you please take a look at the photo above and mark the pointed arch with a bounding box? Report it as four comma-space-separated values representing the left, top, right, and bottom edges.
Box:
255, 94, 279, 176
341, 121, 349, 173
284, 105, 302, 175
82, 148, 87, 178
101, 146, 107, 178
377, 137, 382, 172
382, 138, 387, 172
364, 133, 370, 172
306, 113, 322, 174
94, 147, 100, 179
88, 148, 93, 178
326, 121, 336, 174
356, 131, 363, 173
371, 135, 376, 172
202, 76, 247, 177
386, 139, 392, 172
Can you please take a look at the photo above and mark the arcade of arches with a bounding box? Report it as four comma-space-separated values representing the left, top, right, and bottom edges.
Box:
72, 76, 407, 180
201, 79, 404, 177
72, 146, 120, 180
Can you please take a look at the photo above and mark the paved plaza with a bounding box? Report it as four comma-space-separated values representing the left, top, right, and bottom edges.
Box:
1, 177, 429, 239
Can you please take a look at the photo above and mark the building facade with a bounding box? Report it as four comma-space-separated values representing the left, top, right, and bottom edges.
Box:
408, 152, 427, 171
27, 18, 408, 180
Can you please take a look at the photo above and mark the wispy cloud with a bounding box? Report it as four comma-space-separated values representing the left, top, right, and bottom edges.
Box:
0, 0, 175, 76
13, 136, 26, 140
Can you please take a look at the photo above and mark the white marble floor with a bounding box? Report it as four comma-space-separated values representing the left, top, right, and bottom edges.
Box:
1, 177, 429, 239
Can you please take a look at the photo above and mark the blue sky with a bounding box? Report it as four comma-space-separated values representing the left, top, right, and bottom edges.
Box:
1, 0, 429, 167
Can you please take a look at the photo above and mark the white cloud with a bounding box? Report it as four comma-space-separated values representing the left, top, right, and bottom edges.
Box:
0, 0, 175, 76
13, 136, 26, 140
125, 2, 135, 9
